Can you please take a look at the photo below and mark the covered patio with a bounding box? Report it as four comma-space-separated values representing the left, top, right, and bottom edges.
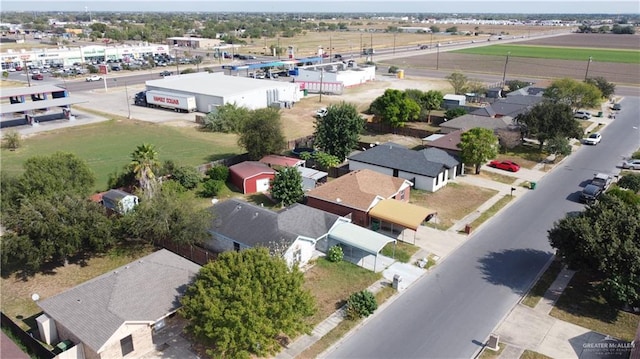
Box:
327, 221, 396, 272
368, 199, 437, 244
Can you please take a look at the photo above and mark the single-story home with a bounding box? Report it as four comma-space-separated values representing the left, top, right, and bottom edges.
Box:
101, 189, 139, 214
36, 250, 201, 359
439, 114, 514, 134
206, 198, 347, 267
229, 161, 276, 194
348, 142, 462, 192
259, 154, 305, 169
422, 130, 463, 156
305, 169, 413, 228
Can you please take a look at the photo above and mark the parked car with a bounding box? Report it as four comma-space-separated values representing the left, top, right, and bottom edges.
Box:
612, 103, 621, 111
574, 111, 592, 120
159, 70, 172, 77
31, 73, 44, 80
583, 132, 602, 145
315, 108, 328, 118
255, 72, 266, 79
580, 184, 603, 204
86, 74, 102, 82
622, 158, 640, 170
488, 160, 521, 172
15, 65, 22, 71
590, 173, 613, 190
419, 45, 429, 49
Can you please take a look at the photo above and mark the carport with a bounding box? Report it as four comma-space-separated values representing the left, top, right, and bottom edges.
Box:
328, 221, 396, 272
368, 199, 437, 244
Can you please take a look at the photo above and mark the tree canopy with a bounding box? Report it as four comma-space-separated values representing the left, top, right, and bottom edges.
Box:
180, 247, 316, 358
515, 101, 582, 150
543, 77, 602, 111
458, 128, 499, 174
313, 102, 365, 162
446, 72, 469, 95
548, 194, 640, 307
370, 89, 420, 129
237, 107, 285, 160
20, 151, 96, 200
270, 166, 304, 207
201, 103, 251, 133
129, 143, 161, 199
585, 77, 616, 99
404, 89, 444, 123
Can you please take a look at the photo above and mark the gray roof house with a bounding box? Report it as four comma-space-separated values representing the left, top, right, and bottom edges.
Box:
439, 114, 515, 134
36, 250, 201, 359
348, 142, 462, 192
206, 199, 347, 266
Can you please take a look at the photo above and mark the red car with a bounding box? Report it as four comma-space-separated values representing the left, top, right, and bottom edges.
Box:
31, 73, 44, 80
489, 160, 520, 172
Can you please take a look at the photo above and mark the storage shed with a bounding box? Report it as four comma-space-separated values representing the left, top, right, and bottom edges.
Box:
144, 72, 302, 113
229, 161, 276, 194
101, 189, 139, 214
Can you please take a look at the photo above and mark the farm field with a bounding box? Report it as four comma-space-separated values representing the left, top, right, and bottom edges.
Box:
1, 119, 241, 191
383, 33, 640, 85
454, 45, 639, 64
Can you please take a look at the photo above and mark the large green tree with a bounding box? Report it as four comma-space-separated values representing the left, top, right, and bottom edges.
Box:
314, 102, 365, 162
585, 77, 616, 99
543, 77, 602, 111
370, 89, 420, 129
548, 195, 640, 307
19, 151, 95, 200
117, 181, 212, 245
271, 166, 304, 207
1, 194, 114, 274
515, 102, 582, 150
202, 103, 251, 133
180, 247, 316, 358
238, 108, 285, 160
404, 89, 444, 123
129, 143, 161, 199
458, 128, 499, 174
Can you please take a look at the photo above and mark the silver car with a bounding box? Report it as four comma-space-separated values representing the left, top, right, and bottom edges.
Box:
622, 158, 640, 170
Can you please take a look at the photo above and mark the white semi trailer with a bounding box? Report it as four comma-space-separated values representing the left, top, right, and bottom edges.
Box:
134, 90, 197, 113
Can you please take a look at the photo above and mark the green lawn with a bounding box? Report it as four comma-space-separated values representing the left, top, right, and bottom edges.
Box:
550, 270, 640, 342
454, 45, 640, 64
1, 120, 242, 192
381, 241, 420, 263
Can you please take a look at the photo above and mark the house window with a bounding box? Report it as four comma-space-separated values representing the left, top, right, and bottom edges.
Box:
120, 335, 134, 356
293, 249, 302, 264
233, 242, 240, 251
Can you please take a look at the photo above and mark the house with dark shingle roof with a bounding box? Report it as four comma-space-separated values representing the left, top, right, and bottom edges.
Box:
347, 143, 461, 192
206, 199, 347, 266
305, 169, 413, 228
36, 249, 201, 359
439, 114, 515, 134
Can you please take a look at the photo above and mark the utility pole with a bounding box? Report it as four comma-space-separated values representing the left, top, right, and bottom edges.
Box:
277, 37, 280, 59
175, 48, 180, 75
24, 60, 31, 87
360, 33, 363, 58
584, 56, 592, 80
329, 36, 332, 60
502, 52, 510, 84
370, 32, 373, 61
125, 82, 131, 119
319, 68, 324, 103
436, 44, 440, 70
393, 33, 396, 55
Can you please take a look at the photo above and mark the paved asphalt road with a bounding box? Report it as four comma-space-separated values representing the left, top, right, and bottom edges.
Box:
325, 98, 639, 359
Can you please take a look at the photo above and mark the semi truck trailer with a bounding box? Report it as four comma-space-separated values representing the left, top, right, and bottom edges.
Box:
134, 90, 197, 113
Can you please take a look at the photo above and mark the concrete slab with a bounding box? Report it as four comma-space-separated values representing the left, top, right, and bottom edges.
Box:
494, 305, 556, 348
536, 320, 591, 359
411, 225, 468, 258
382, 262, 425, 291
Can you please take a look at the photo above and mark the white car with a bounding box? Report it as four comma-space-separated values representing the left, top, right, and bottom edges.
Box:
622, 158, 640, 170
583, 132, 602, 145
574, 111, 592, 120
86, 75, 102, 82
315, 108, 328, 118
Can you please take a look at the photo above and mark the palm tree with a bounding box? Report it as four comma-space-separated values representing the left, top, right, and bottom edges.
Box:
129, 143, 160, 198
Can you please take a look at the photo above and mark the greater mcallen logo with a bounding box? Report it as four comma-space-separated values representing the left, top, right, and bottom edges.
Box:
583, 335, 634, 351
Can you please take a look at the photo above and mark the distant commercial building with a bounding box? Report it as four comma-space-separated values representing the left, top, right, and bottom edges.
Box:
166, 37, 222, 49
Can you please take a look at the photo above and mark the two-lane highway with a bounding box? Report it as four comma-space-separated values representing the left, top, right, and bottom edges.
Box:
325, 98, 639, 358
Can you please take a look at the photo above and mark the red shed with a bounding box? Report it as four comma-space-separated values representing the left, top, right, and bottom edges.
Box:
229, 161, 276, 194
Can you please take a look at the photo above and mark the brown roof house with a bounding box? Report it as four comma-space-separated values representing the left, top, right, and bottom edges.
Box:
36, 250, 201, 359
305, 169, 413, 228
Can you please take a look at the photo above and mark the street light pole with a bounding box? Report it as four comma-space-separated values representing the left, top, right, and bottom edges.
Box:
584, 56, 592, 81
319, 68, 324, 103
502, 51, 510, 84
370, 32, 373, 61
124, 82, 131, 119
436, 44, 440, 70
175, 48, 180, 75
360, 33, 363, 58
393, 33, 396, 55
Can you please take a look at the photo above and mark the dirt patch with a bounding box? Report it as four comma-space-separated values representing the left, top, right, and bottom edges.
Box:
520, 33, 640, 50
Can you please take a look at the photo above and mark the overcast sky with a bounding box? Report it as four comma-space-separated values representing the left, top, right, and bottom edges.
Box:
1, 1, 638, 14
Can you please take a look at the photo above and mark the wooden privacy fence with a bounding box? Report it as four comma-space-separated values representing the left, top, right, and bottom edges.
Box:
156, 239, 218, 266
365, 122, 435, 139
1, 312, 55, 359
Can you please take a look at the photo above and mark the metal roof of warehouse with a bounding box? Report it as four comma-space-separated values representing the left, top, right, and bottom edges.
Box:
145, 72, 296, 97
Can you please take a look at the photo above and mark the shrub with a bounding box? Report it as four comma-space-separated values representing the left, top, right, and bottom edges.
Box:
172, 166, 202, 190
2, 130, 21, 150
201, 179, 224, 197
388, 65, 399, 74
206, 165, 230, 181
632, 150, 640, 159
617, 173, 640, 192
346, 290, 378, 319
180, 68, 195, 74
327, 245, 343, 262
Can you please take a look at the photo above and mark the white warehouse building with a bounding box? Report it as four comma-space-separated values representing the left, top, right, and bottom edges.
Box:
144, 72, 303, 113
294, 63, 376, 89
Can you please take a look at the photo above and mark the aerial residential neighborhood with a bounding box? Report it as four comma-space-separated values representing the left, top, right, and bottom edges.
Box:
1, 2, 639, 359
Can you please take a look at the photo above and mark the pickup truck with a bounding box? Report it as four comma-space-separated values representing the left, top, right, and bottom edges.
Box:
590, 173, 613, 190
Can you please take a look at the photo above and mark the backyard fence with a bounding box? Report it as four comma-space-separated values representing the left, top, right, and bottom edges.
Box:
155, 239, 218, 266
1, 312, 55, 359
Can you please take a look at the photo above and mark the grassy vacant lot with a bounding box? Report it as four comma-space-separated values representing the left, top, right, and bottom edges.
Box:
411, 182, 498, 230
1, 119, 241, 191
550, 270, 640, 342
521, 258, 564, 308
455, 45, 640, 64
1, 243, 155, 331
303, 257, 381, 326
